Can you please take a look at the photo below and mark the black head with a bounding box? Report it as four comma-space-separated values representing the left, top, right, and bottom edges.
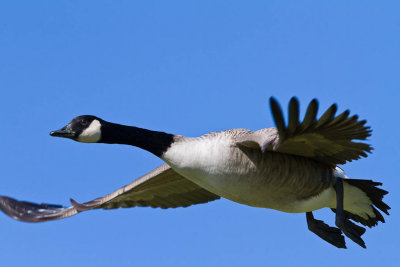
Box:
50, 115, 103, 143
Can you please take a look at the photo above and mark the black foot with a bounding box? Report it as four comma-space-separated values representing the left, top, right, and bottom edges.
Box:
306, 212, 346, 248
334, 177, 367, 249
336, 219, 366, 248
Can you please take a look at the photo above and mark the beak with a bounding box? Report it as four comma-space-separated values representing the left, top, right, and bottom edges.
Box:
49, 125, 76, 138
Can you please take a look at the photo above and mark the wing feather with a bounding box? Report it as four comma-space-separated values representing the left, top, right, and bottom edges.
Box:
271, 97, 372, 164
0, 164, 220, 222
236, 97, 372, 165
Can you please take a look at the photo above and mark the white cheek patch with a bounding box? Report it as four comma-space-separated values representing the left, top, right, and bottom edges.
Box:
77, 120, 102, 143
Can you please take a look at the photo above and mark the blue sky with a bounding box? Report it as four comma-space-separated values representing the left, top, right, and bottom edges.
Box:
0, 1, 399, 266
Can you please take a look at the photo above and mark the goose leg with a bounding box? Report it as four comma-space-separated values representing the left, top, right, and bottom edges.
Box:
334, 177, 366, 248
306, 212, 346, 248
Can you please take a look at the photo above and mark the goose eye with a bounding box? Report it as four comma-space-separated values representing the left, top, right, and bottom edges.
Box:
80, 119, 88, 126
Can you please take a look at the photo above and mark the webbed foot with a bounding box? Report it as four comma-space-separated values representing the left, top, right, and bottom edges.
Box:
336, 216, 366, 248
334, 177, 367, 248
306, 212, 346, 248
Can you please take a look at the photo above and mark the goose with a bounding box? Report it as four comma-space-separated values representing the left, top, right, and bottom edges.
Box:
0, 97, 389, 249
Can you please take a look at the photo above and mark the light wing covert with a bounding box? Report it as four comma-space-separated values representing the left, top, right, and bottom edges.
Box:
0, 164, 220, 222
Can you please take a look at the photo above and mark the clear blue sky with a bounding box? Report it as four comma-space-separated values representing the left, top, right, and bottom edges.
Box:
0, 1, 399, 266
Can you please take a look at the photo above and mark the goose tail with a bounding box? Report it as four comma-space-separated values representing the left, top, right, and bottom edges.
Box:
332, 179, 390, 228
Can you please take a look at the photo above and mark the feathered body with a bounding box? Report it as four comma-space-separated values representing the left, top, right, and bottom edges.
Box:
0, 97, 390, 249
163, 129, 367, 216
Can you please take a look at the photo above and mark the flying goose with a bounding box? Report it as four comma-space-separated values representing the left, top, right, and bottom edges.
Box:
0, 97, 390, 248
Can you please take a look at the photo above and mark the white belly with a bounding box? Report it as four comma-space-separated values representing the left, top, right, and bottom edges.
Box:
162, 136, 336, 213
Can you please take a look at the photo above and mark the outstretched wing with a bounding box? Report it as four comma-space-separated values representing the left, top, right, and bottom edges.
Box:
0, 164, 220, 223
236, 97, 372, 165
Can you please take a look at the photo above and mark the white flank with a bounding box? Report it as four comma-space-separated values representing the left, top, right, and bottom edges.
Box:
78, 119, 102, 143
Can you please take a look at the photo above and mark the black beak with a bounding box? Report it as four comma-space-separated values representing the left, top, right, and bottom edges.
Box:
49, 125, 76, 138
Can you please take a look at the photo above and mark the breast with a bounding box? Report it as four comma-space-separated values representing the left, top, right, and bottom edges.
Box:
162, 134, 335, 212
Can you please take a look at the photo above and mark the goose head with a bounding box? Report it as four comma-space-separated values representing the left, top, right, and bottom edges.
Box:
50, 115, 103, 143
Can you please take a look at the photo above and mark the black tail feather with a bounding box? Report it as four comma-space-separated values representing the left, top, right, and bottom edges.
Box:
332, 178, 390, 228
346, 179, 390, 215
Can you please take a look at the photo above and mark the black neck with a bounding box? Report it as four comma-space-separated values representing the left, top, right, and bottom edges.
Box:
99, 121, 175, 157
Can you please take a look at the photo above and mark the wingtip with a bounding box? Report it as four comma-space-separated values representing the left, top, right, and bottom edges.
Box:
0, 196, 12, 212
287, 97, 300, 134
309, 98, 319, 108
289, 96, 299, 104
269, 97, 286, 137
331, 103, 338, 113
0, 196, 69, 223
269, 96, 278, 106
